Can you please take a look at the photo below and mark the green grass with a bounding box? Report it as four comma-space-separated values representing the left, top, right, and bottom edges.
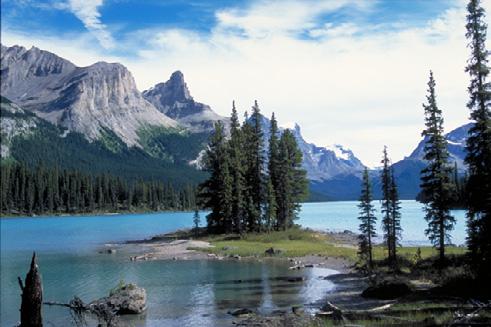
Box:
199, 227, 358, 259
372, 245, 467, 261
196, 227, 468, 262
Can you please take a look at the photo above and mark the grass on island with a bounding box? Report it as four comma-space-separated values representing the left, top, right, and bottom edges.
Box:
194, 227, 467, 261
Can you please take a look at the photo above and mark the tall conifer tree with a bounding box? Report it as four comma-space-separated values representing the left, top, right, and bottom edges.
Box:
244, 101, 266, 231
276, 129, 308, 229
358, 167, 377, 268
420, 71, 455, 262
389, 167, 402, 260
229, 101, 246, 233
380, 147, 401, 264
200, 122, 233, 233
465, 0, 491, 274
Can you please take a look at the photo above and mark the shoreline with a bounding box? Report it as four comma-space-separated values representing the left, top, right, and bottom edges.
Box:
119, 229, 357, 273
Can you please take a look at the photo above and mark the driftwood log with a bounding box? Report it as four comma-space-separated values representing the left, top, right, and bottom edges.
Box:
18, 252, 43, 327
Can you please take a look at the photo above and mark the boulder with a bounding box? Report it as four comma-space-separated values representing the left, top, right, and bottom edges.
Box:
361, 280, 412, 300
89, 283, 146, 314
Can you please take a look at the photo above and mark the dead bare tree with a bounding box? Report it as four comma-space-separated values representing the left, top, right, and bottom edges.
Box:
18, 252, 43, 327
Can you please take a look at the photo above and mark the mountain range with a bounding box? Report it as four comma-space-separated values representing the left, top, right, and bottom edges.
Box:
0, 44, 470, 200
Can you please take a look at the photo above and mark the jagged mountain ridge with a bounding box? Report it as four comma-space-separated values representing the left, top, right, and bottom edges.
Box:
1, 44, 179, 146
255, 114, 365, 182
143, 71, 229, 132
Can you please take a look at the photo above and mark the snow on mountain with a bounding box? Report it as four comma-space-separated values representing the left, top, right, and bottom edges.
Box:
258, 114, 365, 181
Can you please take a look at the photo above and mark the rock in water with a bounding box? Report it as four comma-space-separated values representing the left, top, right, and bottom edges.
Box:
19, 252, 43, 327
228, 308, 253, 317
89, 283, 146, 314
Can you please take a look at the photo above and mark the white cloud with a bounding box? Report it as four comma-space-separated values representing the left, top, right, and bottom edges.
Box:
3, 0, 491, 167
64, 0, 115, 49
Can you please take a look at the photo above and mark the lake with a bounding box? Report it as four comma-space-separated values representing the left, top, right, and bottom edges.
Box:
0, 200, 467, 326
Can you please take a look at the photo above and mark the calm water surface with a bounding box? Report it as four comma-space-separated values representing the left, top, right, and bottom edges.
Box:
0, 200, 466, 326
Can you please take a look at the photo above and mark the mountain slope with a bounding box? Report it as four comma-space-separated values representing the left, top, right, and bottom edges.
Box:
1, 96, 205, 185
143, 71, 228, 132
372, 124, 471, 199
1, 44, 179, 146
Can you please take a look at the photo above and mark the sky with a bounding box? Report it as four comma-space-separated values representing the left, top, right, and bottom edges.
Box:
2, 0, 490, 167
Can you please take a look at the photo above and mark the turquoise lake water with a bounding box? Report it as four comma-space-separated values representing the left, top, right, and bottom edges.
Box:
0, 200, 467, 326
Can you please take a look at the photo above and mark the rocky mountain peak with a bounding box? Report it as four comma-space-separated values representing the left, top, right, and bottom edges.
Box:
0, 44, 179, 146
143, 71, 227, 132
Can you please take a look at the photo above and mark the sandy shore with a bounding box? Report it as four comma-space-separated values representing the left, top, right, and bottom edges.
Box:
128, 239, 213, 261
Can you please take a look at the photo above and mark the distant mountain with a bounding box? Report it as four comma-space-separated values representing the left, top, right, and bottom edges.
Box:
253, 114, 366, 200
143, 71, 228, 132
1, 44, 178, 146
373, 124, 471, 199
406, 123, 470, 171
310, 123, 471, 200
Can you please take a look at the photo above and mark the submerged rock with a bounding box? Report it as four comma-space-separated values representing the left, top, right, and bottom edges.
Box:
89, 283, 146, 314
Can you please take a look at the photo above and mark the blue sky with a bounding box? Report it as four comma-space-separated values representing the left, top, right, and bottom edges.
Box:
2, 0, 457, 47
1, 0, 486, 166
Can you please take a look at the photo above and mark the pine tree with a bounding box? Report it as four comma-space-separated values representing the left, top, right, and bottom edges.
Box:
267, 112, 280, 231
243, 101, 266, 231
358, 167, 377, 268
389, 167, 402, 261
380, 146, 395, 263
229, 101, 246, 234
199, 121, 233, 233
420, 71, 456, 262
465, 0, 491, 275
276, 129, 308, 229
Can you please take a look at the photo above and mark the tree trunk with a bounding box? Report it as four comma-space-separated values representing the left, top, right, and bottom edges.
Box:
440, 218, 445, 263
19, 252, 43, 327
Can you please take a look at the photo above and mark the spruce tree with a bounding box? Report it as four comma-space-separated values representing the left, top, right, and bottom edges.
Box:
420, 71, 456, 262
380, 146, 395, 263
199, 121, 233, 234
229, 101, 246, 233
380, 147, 401, 265
358, 167, 377, 268
267, 113, 280, 230
465, 0, 491, 274
243, 101, 266, 231
389, 167, 402, 261
276, 129, 308, 229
